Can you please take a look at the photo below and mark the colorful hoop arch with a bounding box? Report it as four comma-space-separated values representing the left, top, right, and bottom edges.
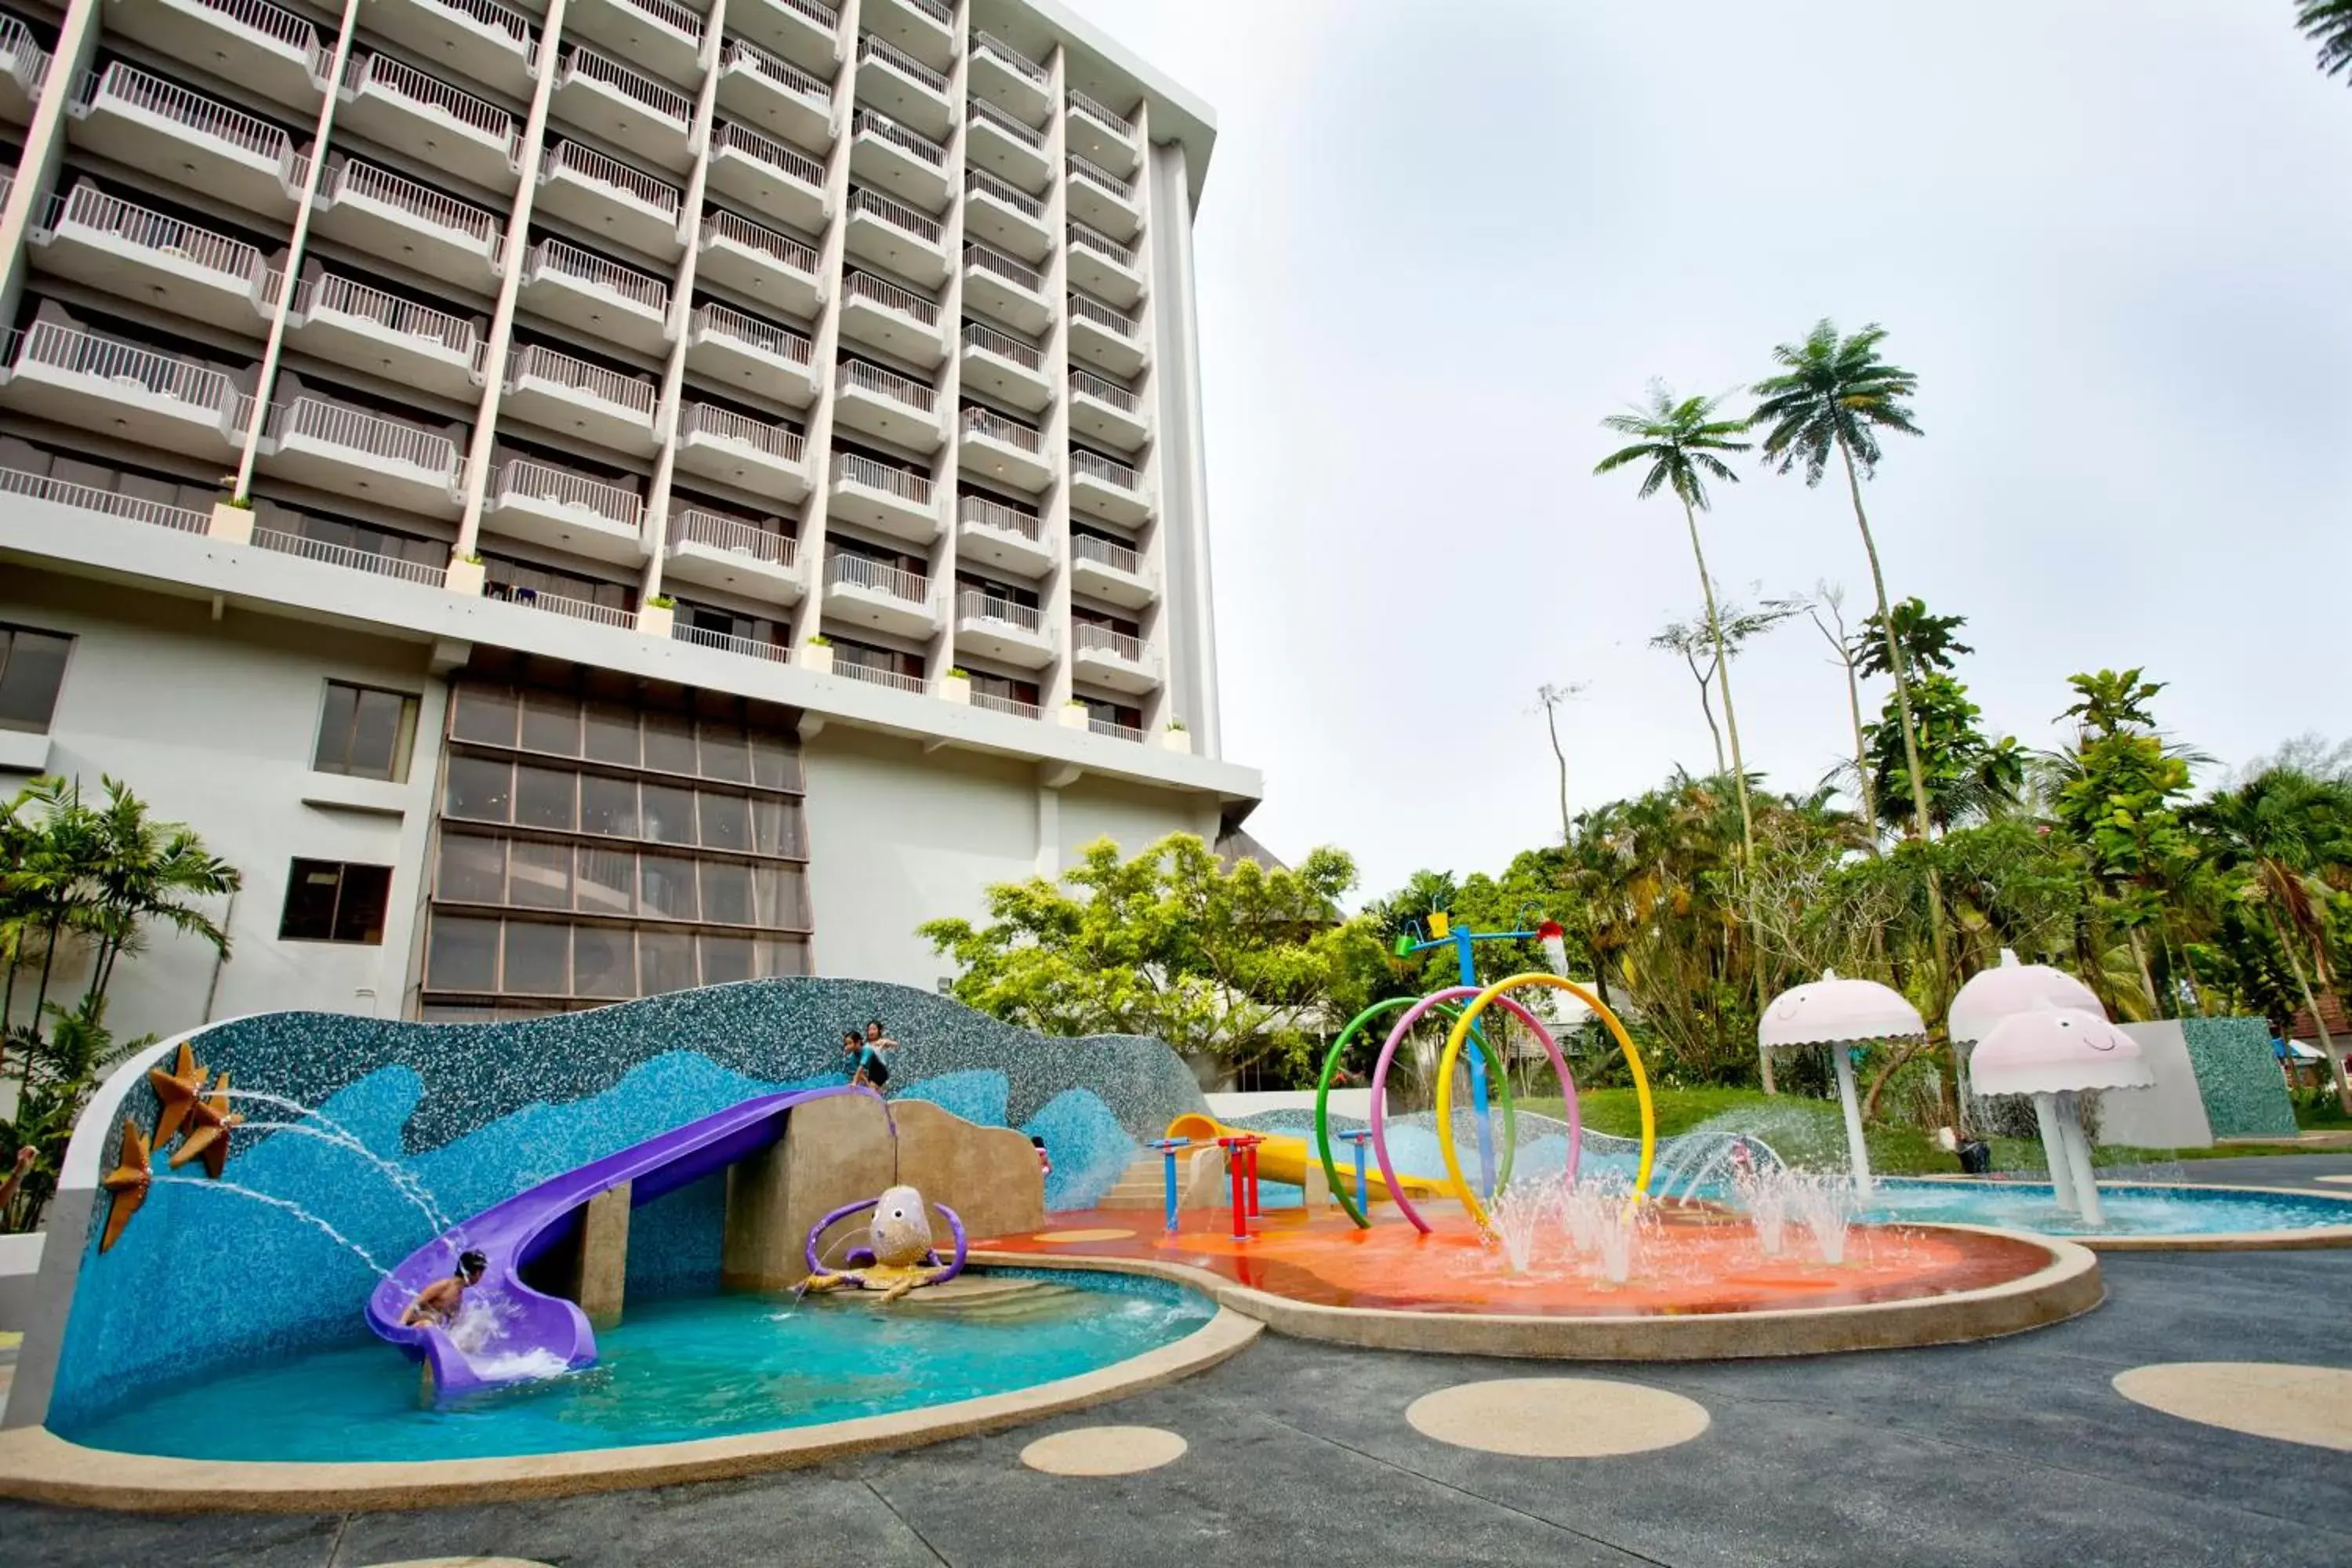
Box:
1438, 974, 1655, 1224
1313, 996, 1518, 1229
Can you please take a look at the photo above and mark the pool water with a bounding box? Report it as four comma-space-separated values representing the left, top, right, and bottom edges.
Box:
1852, 1178, 2352, 1238
61, 1271, 1211, 1463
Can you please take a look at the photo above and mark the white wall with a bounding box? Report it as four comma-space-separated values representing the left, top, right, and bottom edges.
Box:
1058, 772, 1221, 868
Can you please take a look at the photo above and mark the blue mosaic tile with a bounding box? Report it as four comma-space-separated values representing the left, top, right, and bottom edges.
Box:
2181, 1015, 2299, 1138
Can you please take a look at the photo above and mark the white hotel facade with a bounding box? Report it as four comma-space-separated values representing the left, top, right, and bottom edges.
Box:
0, 0, 1259, 1034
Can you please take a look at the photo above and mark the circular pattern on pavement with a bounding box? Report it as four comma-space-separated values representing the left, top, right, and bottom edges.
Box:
1406, 1377, 1710, 1457
1033, 1228, 1137, 1243
2113, 1363, 2352, 1451
359, 1559, 557, 1567
2314, 1174, 2352, 1186
1019, 1425, 1189, 1475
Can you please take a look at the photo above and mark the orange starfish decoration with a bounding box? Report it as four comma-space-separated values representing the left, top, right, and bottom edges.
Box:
99, 1119, 152, 1253
169, 1072, 245, 1180
147, 1042, 209, 1149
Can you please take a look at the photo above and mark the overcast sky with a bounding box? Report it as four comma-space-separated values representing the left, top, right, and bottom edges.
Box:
1061, 0, 2352, 900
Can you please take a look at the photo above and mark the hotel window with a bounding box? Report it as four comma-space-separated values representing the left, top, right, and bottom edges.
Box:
278, 859, 393, 944
313, 681, 419, 782
0, 623, 72, 734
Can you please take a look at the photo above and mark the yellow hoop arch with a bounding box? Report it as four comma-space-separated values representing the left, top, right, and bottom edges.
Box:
1436, 974, 1657, 1226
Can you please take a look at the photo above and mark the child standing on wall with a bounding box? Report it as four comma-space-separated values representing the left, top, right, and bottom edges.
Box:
857, 1019, 899, 1090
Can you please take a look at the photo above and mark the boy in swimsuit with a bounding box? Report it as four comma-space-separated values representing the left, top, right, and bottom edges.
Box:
401, 1249, 486, 1327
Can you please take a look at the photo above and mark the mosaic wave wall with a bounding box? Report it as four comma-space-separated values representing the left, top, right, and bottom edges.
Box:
48, 978, 1205, 1429
2180, 1015, 2298, 1138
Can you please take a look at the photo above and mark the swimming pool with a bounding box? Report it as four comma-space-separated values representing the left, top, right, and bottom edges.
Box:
60, 1270, 1213, 1463
1852, 1178, 2352, 1238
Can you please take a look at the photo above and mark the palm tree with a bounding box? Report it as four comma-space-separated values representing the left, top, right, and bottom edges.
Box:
1595, 385, 1777, 1089
2297, 1, 2352, 82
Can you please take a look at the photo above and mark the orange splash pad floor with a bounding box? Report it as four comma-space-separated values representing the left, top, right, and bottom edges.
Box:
977, 1201, 2060, 1319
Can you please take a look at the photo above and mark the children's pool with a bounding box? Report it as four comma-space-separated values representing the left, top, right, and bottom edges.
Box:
61, 1271, 1212, 1463
1851, 1178, 2352, 1239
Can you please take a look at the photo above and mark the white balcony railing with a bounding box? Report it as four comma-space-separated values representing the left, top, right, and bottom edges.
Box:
303, 273, 480, 354
1073, 532, 1143, 575
613, 0, 703, 49
15, 321, 235, 412
691, 301, 811, 365
78, 64, 310, 187
0, 16, 52, 91
419, 0, 538, 58
829, 551, 928, 603
1068, 89, 1135, 139
1070, 368, 1140, 412
1076, 622, 1145, 662
324, 158, 504, 253
272, 396, 460, 474
971, 31, 1045, 85
836, 358, 935, 412
543, 139, 683, 216
900, 0, 950, 27
675, 622, 790, 662
853, 106, 946, 167
506, 343, 659, 416
831, 451, 931, 503
1068, 289, 1139, 339
843, 268, 940, 325
834, 657, 925, 693
344, 53, 519, 154
560, 43, 692, 126
963, 241, 1042, 295
681, 401, 806, 464
720, 38, 832, 111
0, 464, 208, 534
1072, 448, 1142, 492
857, 33, 946, 93
1069, 221, 1137, 270
44, 185, 267, 286
968, 96, 1044, 151
959, 492, 1041, 541
965, 167, 1044, 220
1090, 716, 1146, 742
847, 183, 941, 244
492, 456, 645, 529
487, 580, 635, 627
254, 525, 446, 584
960, 405, 1041, 453
711, 118, 826, 188
183, 0, 328, 73
973, 691, 1041, 720
528, 236, 670, 313
673, 506, 797, 567
771, 0, 839, 31
1068, 154, 1134, 201
957, 590, 1044, 633
961, 321, 1040, 370
701, 206, 819, 274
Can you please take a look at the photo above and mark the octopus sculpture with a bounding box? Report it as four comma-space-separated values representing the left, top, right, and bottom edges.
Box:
802, 1184, 968, 1303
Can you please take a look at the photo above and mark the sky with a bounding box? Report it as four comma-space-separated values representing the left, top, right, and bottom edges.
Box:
1058, 0, 2352, 901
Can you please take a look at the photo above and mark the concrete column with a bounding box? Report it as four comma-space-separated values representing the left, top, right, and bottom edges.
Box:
1127, 99, 1168, 734
1038, 43, 1075, 712
1147, 139, 1221, 757
2032, 1092, 2079, 1214
575, 1178, 633, 1329
1830, 1043, 1874, 1196
923, 5, 971, 691
0, 0, 107, 329
721, 1091, 892, 1289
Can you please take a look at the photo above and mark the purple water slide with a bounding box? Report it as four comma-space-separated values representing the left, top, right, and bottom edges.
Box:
365, 1083, 880, 1400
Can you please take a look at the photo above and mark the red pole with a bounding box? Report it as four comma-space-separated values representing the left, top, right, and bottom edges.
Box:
1222, 1138, 1248, 1240
1244, 1137, 1261, 1218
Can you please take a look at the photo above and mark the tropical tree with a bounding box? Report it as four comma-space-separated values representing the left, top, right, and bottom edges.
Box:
1805, 583, 1878, 844
2297, 0, 2352, 82
2051, 670, 2196, 1013
1856, 597, 1974, 680
1595, 384, 1777, 1087
1860, 670, 2025, 834
1650, 597, 1802, 776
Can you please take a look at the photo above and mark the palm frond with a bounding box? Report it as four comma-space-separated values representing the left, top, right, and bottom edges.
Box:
2298, 0, 2352, 81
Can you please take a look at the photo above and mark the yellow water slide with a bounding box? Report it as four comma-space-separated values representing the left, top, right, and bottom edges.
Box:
1161, 1114, 1454, 1204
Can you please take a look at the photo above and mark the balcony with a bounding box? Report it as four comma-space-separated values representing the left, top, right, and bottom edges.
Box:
1072, 622, 1159, 695
1069, 532, 1157, 608
1067, 289, 1146, 379
838, 268, 943, 367
536, 140, 686, 261
105, 0, 328, 114
29, 184, 278, 333
1067, 155, 1142, 241
826, 451, 937, 544
363, 0, 538, 100
955, 591, 1054, 670
848, 107, 949, 211
963, 168, 1050, 264
843, 184, 947, 286
501, 343, 659, 452
961, 241, 1049, 336
957, 405, 1051, 494
1070, 448, 1152, 526
289, 272, 485, 400
69, 64, 309, 220
261, 395, 463, 516
664, 506, 804, 605
731, 0, 840, 76
676, 401, 810, 503
563, 0, 704, 96
955, 493, 1053, 578
252, 523, 448, 586
965, 97, 1050, 194
852, 33, 949, 141
674, 619, 793, 665
0, 464, 211, 536
972, 689, 1041, 720
1065, 90, 1140, 177
484, 579, 636, 627
832, 357, 941, 451
695, 206, 822, 319
706, 119, 829, 238
550, 45, 695, 172
717, 38, 836, 151
483, 456, 648, 565
519, 237, 672, 354
0, 16, 49, 125
314, 158, 504, 293
969, 31, 1049, 124
686, 300, 818, 406
958, 321, 1050, 413
861, 0, 953, 74
1069, 368, 1149, 452
336, 53, 519, 195
1068, 221, 1143, 309
823, 552, 936, 639
2, 322, 242, 457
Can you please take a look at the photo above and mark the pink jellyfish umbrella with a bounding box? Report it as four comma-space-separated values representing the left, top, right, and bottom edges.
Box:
1947, 949, 2106, 1105
1969, 1005, 2154, 1226
1758, 970, 1926, 1196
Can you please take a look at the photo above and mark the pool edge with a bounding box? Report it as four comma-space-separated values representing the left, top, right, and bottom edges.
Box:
1884, 1178, 2352, 1251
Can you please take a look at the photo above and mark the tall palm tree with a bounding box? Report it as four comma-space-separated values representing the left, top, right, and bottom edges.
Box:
1594, 385, 1777, 1089
2297, 1, 2352, 82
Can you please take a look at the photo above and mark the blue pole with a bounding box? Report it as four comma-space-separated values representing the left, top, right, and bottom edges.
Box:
1339, 1128, 1374, 1214
1149, 1138, 1189, 1233
1457, 928, 1497, 1199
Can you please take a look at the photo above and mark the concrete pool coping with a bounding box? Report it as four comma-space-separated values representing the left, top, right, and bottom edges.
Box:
968, 1223, 2107, 1362
0, 1294, 1260, 1514
1883, 1177, 2352, 1251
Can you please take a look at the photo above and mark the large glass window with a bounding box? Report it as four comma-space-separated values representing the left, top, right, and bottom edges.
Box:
698, 723, 750, 782
313, 681, 419, 782
640, 855, 698, 920
700, 860, 753, 926
435, 834, 505, 902
427, 915, 500, 990
575, 848, 635, 916
445, 755, 513, 822
573, 925, 634, 997
451, 684, 517, 746
514, 764, 577, 830
699, 932, 754, 984
278, 859, 391, 944
638, 929, 695, 994
580, 772, 638, 837
643, 711, 696, 775
641, 782, 697, 845
501, 920, 571, 996
520, 690, 582, 756
506, 840, 574, 909
0, 625, 72, 735
698, 791, 750, 851
583, 702, 641, 766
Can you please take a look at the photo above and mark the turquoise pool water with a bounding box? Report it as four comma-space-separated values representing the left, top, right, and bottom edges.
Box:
61, 1271, 1211, 1463
1850, 1178, 2352, 1238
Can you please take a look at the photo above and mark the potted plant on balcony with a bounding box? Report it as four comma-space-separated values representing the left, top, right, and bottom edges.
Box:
208, 485, 254, 544
942, 667, 972, 705
637, 593, 676, 638
803, 633, 834, 674
1060, 698, 1092, 731
1162, 718, 1191, 754
445, 549, 488, 597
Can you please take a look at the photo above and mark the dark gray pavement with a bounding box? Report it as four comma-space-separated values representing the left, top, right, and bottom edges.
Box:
2161, 1152, 2352, 1190
7, 1249, 2350, 1568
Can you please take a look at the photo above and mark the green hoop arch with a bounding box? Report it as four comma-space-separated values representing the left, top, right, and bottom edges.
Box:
1313, 995, 1516, 1229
